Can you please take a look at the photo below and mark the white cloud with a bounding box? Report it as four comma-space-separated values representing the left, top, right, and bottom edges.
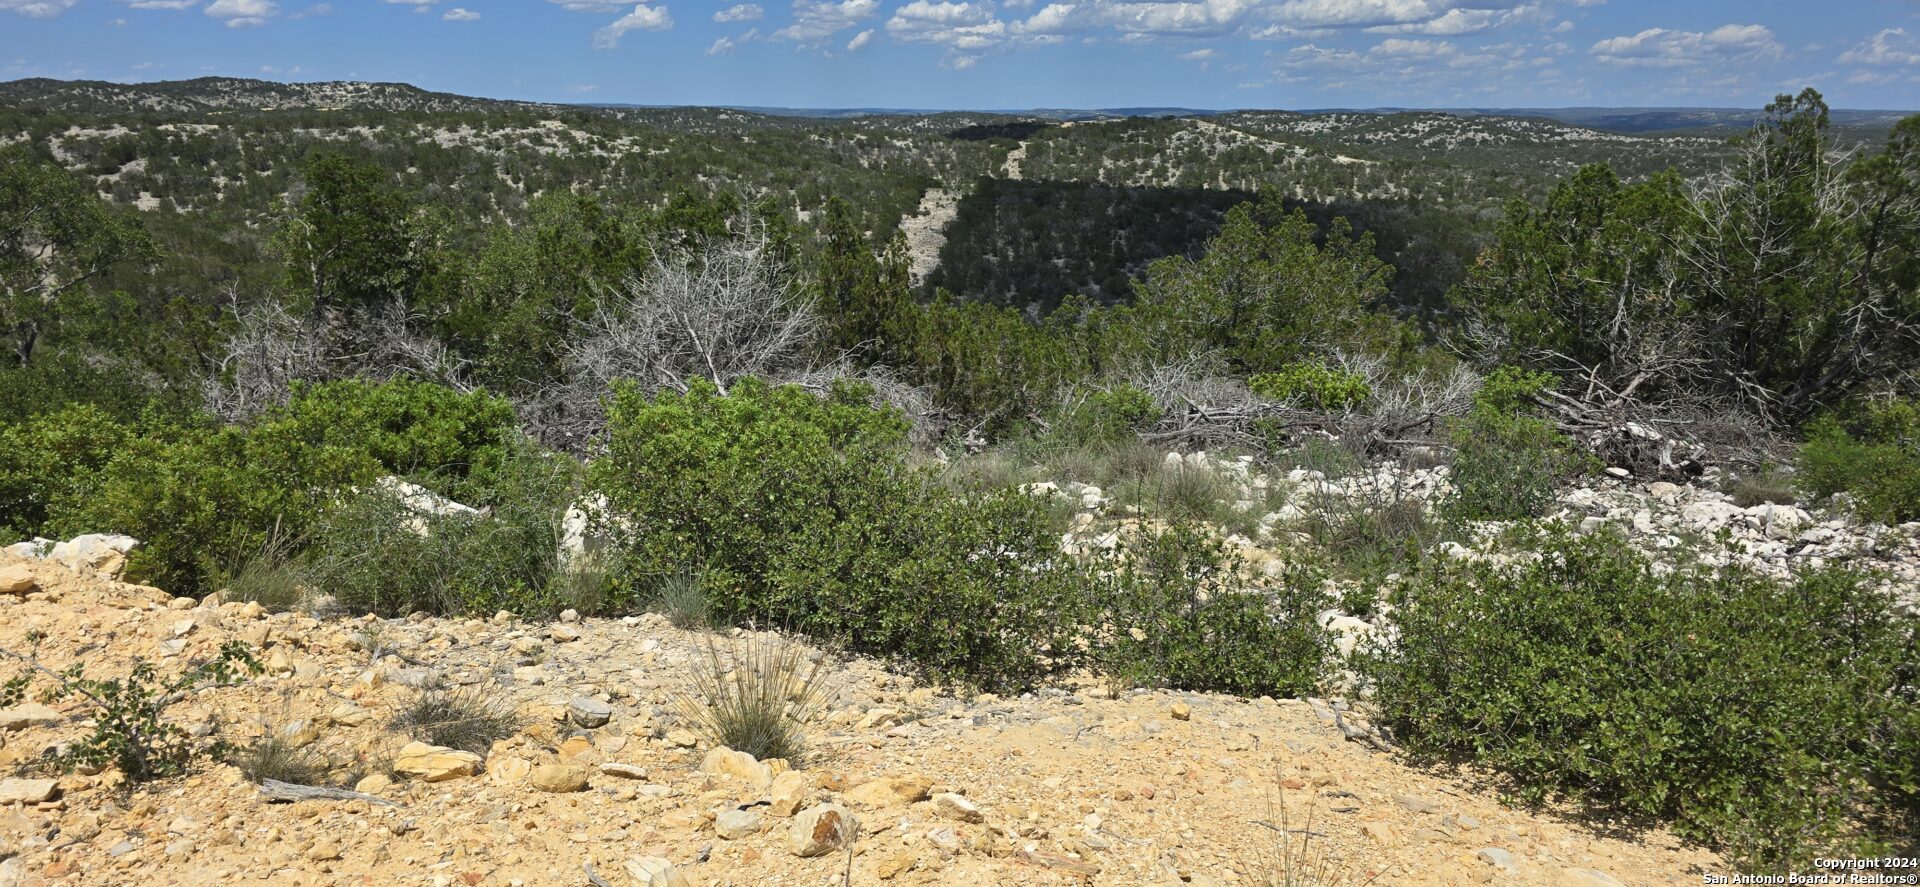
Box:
1, 0, 76, 17
549, 0, 628, 11
707, 35, 737, 53
1179, 47, 1213, 59
772, 0, 879, 44
1839, 29, 1920, 67
847, 27, 874, 49
443, 6, 479, 20
1591, 23, 1782, 68
117, 0, 198, 9
383, 0, 437, 11
205, 0, 278, 27
715, 2, 763, 20
592, 3, 672, 47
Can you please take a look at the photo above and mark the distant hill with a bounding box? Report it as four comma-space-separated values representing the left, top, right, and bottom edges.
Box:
0, 77, 552, 115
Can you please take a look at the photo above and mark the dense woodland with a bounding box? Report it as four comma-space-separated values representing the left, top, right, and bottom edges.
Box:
3, 79, 1920, 869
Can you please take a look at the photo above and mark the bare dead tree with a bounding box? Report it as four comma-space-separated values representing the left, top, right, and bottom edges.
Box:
567, 219, 819, 399
201, 295, 475, 423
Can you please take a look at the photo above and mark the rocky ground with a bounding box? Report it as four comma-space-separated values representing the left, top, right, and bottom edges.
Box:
1, 454, 1913, 887
0, 548, 1726, 887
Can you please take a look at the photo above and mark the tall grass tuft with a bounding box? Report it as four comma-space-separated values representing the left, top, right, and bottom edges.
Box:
676, 632, 830, 764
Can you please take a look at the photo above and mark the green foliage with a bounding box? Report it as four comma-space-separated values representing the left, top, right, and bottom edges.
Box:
0, 637, 260, 782
1444, 367, 1585, 522
0, 148, 157, 366
278, 154, 439, 315
1456, 92, 1920, 421
1360, 527, 1919, 869
42, 379, 519, 595
1249, 363, 1373, 411
302, 438, 576, 617
591, 377, 1092, 691
390, 684, 522, 757
1799, 399, 1920, 523
1720, 466, 1800, 508
1096, 523, 1330, 697
0, 404, 129, 541
677, 633, 829, 765
1132, 192, 1398, 375
1052, 385, 1160, 447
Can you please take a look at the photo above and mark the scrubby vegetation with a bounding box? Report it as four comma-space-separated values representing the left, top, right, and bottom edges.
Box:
2, 82, 1917, 870
1360, 527, 1919, 869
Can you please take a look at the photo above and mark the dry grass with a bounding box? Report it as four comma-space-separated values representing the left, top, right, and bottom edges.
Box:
390, 684, 523, 757
1246, 784, 1377, 887
676, 631, 830, 764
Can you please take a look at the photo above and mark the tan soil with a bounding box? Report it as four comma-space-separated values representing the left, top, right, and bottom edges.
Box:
0, 554, 1719, 886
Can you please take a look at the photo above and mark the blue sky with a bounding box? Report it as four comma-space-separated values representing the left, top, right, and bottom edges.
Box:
3, 1, 1919, 110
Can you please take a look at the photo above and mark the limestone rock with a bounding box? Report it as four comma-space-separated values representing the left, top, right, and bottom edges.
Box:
0, 778, 58, 804
700, 746, 773, 789
569, 696, 612, 728
789, 803, 859, 858
932, 792, 984, 823
528, 762, 590, 793
599, 762, 647, 780
0, 704, 61, 732
0, 565, 36, 596
625, 855, 696, 887
1562, 869, 1626, 887
664, 729, 699, 748
392, 741, 481, 782
769, 770, 813, 817
843, 774, 931, 807
714, 809, 763, 840
1170, 701, 1191, 721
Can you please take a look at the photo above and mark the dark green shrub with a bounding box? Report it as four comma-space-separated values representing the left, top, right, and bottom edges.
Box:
1360, 526, 1919, 869
1096, 523, 1330, 697
1800, 399, 1920, 523
1051, 384, 1160, 447
1249, 363, 1372, 411
1444, 367, 1585, 521
44, 379, 521, 595
0, 403, 129, 542
591, 376, 1092, 691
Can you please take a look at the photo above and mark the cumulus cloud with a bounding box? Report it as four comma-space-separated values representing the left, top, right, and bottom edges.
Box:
771, 0, 878, 44
1839, 29, 1920, 67
715, 2, 763, 20
593, 3, 672, 47
443, 6, 480, 20
2, 0, 76, 16
205, 0, 278, 27
116, 0, 198, 10
549, 0, 628, 11
847, 27, 874, 49
1590, 23, 1782, 68
707, 35, 737, 53
1178, 46, 1213, 59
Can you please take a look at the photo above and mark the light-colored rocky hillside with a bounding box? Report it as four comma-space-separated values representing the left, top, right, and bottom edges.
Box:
0, 547, 1725, 887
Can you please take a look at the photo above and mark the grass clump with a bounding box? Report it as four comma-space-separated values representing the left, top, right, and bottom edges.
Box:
651, 569, 712, 630
232, 733, 330, 786
1721, 466, 1800, 508
677, 632, 830, 764
1359, 524, 1920, 871
1245, 786, 1375, 887
391, 684, 523, 756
